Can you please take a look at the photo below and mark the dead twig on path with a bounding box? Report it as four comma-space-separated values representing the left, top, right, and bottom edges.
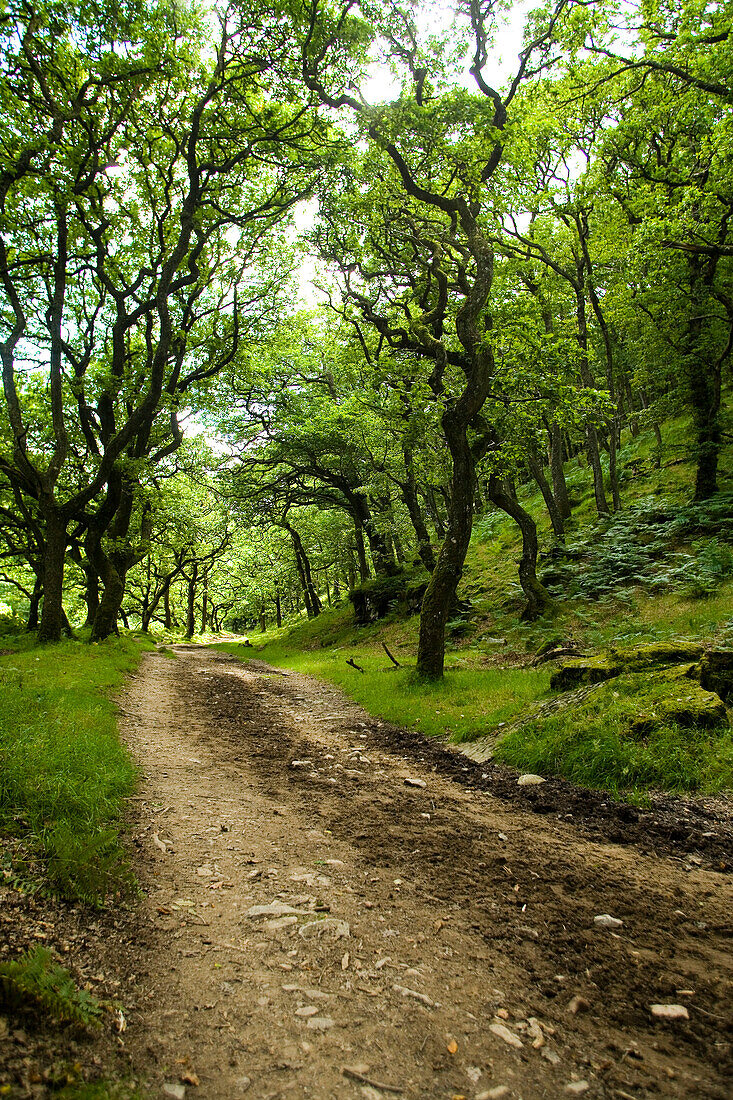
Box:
346, 658, 364, 673
341, 1066, 403, 1093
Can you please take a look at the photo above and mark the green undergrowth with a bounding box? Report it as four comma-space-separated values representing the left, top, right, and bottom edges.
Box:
0, 634, 151, 904
494, 676, 733, 799
216, 634, 551, 743
0, 946, 106, 1027
461, 417, 733, 650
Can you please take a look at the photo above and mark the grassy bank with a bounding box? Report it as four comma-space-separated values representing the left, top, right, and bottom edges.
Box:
0, 634, 151, 904
495, 679, 733, 798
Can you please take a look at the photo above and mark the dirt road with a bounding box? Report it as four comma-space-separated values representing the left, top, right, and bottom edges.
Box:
100, 645, 732, 1099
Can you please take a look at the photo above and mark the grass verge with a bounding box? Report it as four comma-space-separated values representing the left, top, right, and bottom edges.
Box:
0, 634, 151, 904
494, 676, 733, 798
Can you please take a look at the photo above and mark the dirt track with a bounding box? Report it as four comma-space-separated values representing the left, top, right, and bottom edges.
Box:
81, 643, 729, 1100
4, 643, 727, 1098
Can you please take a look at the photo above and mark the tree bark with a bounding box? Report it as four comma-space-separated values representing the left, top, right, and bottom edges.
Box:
201, 573, 208, 633
91, 559, 125, 641
284, 521, 321, 617
687, 255, 722, 500
595, 418, 620, 511
547, 421, 572, 520
625, 377, 640, 436
37, 505, 68, 643
82, 566, 100, 628
391, 528, 405, 566
88, 478, 150, 641
527, 450, 565, 539
579, 221, 621, 513
416, 416, 475, 679
363, 517, 397, 577
487, 476, 553, 621
401, 445, 436, 572
186, 562, 198, 639
424, 487, 447, 541
346, 546, 357, 589
652, 421, 663, 467
353, 522, 370, 582
26, 577, 42, 633
575, 290, 610, 516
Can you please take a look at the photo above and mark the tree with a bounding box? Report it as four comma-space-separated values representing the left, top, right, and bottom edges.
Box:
298, 0, 572, 675
564, 0, 733, 498
0, 0, 320, 640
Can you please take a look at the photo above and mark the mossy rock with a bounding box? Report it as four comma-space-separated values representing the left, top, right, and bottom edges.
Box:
550, 642, 726, 701
647, 662, 700, 684
629, 680, 729, 736
349, 568, 429, 625
609, 641, 705, 671
550, 656, 623, 691
698, 650, 733, 703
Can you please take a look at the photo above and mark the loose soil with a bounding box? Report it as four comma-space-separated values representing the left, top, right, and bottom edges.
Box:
1, 644, 732, 1100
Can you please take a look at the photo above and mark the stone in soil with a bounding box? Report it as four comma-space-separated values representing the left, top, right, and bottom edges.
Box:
517, 773, 545, 786
488, 1023, 523, 1048
594, 914, 623, 929
650, 1004, 690, 1020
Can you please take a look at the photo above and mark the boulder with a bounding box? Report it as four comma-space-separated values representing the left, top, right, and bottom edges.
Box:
550, 657, 623, 692
697, 649, 733, 703
609, 641, 704, 671
629, 681, 728, 736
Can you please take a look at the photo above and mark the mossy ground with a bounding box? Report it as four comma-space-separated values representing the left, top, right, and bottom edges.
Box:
495, 673, 733, 798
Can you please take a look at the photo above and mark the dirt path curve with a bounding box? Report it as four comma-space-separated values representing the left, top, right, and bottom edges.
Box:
110, 645, 732, 1100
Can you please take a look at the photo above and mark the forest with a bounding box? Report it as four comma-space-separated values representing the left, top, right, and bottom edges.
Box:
0, 0, 730, 670
0, 1, 732, 1098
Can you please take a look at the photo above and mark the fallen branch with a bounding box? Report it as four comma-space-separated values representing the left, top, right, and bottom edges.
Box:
341, 1066, 404, 1094
346, 658, 365, 673
382, 642, 401, 667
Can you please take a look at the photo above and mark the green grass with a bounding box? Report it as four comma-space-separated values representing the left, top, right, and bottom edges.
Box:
494, 675, 733, 798
0, 634, 152, 904
216, 635, 551, 743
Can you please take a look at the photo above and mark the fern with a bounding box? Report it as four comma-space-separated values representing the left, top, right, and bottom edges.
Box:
45, 822, 136, 906
545, 495, 733, 601
0, 946, 103, 1027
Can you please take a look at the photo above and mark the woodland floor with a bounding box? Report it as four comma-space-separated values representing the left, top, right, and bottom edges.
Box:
2, 644, 733, 1100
